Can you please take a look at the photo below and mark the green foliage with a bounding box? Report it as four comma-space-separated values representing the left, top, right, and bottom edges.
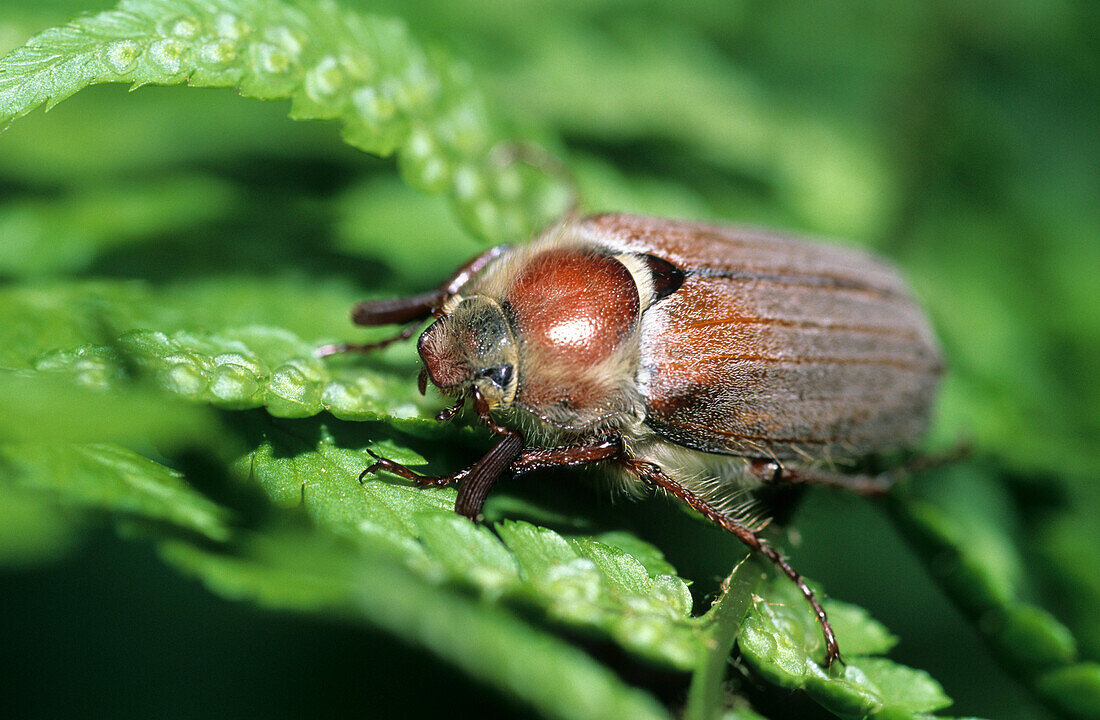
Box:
33, 325, 436, 421
2, 442, 231, 541
238, 409, 702, 668
739, 575, 951, 718
1, 1, 1097, 719
161, 527, 674, 720
889, 465, 1100, 718
0, 0, 568, 242
0, 175, 238, 276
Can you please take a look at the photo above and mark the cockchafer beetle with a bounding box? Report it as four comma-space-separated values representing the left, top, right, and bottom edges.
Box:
320, 213, 944, 666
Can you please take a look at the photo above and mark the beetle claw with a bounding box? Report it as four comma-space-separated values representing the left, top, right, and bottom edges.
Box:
358, 466, 378, 484
360, 449, 393, 483
435, 396, 466, 423
360, 448, 456, 488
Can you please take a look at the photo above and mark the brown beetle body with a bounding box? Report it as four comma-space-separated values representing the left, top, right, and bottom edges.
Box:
331, 214, 943, 666
590, 215, 942, 491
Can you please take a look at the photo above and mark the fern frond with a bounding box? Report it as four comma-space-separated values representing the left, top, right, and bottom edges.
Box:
0, 0, 565, 241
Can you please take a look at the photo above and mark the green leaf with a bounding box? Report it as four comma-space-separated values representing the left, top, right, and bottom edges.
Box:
0, 481, 82, 568
1, 442, 230, 542
883, 462, 1100, 720
416, 510, 521, 599
853, 657, 952, 714
0, 175, 238, 277
722, 709, 771, 720
0, 281, 160, 368
986, 604, 1078, 670
237, 411, 703, 669
1041, 482, 1100, 660
163, 526, 673, 720
0, 277, 365, 370
0, 0, 568, 242
32, 326, 439, 425
824, 602, 897, 658
738, 574, 952, 719
0, 369, 222, 448
889, 466, 1026, 613
586, 530, 680, 579
1036, 663, 1100, 720
685, 556, 761, 720
571, 536, 656, 596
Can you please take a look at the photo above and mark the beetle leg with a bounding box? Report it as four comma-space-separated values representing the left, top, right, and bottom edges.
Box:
350, 290, 448, 327
621, 457, 842, 668
362, 396, 622, 519
887, 441, 971, 477
360, 433, 525, 520
469, 386, 515, 437
442, 387, 529, 519
781, 468, 895, 496
317, 288, 447, 357
751, 459, 892, 497
452, 433, 524, 519
362, 387, 529, 519
360, 449, 466, 488
435, 396, 467, 423
756, 442, 971, 497
439, 244, 511, 297
454, 434, 626, 518
357, 396, 471, 485
459, 435, 627, 519
508, 435, 623, 477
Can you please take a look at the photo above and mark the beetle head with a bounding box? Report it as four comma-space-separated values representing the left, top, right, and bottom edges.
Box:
417, 295, 518, 409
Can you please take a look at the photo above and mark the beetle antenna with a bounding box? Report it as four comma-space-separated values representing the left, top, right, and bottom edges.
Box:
315, 323, 421, 358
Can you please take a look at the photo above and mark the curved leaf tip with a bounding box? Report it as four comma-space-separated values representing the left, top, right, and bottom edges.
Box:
0, 0, 569, 241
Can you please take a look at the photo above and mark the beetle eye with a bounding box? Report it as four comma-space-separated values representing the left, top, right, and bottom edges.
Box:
481, 364, 514, 389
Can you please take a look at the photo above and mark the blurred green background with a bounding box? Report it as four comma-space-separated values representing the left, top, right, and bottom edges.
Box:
0, 1, 1097, 719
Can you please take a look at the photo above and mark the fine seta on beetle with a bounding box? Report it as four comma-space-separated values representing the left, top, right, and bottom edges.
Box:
319, 209, 944, 667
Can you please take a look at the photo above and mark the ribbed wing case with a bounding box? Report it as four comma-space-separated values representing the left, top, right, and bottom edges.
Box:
583, 214, 943, 461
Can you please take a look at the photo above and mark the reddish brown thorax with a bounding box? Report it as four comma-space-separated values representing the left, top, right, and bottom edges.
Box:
506, 249, 638, 364
504, 248, 640, 413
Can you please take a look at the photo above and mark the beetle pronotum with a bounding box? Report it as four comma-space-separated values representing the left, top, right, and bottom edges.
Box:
323, 213, 943, 665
